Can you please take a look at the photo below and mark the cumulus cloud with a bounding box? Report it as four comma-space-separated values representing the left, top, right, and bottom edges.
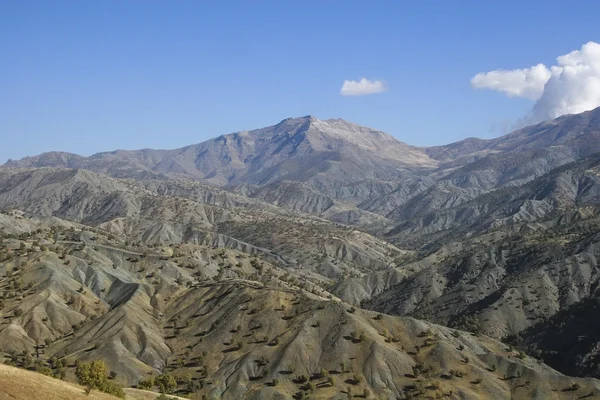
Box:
471, 41, 600, 124
471, 64, 551, 100
340, 78, 387, 96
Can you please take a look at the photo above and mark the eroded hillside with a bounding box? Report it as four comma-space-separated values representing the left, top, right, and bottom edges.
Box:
1, 214, 599, 399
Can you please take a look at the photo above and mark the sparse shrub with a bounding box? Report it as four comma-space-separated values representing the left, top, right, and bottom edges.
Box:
138, 376, 155, 390
449, 369, 467, 378
22, 353, 34, 368
101, 381, 125, 398
569, 382, 581, 391
34, 364, 53, 376
55, 367, 66, 380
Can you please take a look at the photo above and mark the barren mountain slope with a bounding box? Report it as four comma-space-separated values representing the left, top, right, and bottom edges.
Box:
3, 115, 435, 196
330, 155, 600, 378
7, 109, 600, 237
0, 168, 403, 283
383, 151, 600, 248
1, 215, 599, 399
516, 292, 600, 378
426, 107, 600, 163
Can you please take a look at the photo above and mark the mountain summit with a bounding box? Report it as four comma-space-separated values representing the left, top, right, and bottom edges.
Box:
3, 116, 436, 186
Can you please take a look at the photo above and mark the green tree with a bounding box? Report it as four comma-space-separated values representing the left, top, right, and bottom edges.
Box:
76, 360, 107, 394
75, 360, 124, 398
155, 374, 177, 394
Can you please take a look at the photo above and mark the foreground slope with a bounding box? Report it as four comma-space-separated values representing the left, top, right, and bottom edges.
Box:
0, 364, 182, 400
0, 364, 119, 400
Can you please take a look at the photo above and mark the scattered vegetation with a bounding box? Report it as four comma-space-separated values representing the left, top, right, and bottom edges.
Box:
75, 360, 125, 398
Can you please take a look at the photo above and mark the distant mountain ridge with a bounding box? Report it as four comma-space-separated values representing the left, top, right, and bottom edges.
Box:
8, 108, 600, 173
4, 115, 436, 183
7, 109, 600, 235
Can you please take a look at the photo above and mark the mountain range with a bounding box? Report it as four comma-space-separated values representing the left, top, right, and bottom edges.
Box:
2, 108, 600, 399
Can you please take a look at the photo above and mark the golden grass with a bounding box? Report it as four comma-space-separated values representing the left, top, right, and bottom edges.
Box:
0, 364, 187, 400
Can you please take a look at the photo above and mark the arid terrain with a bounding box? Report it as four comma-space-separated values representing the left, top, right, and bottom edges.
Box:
2, 110, 600, 398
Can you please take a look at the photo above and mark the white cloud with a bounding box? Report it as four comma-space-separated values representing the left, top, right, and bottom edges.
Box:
340, 78, 387, 96
470, 64, 551, 100
471, 41, 600, 124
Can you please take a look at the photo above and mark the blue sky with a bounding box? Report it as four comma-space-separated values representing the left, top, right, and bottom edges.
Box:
1, 1, 600, 162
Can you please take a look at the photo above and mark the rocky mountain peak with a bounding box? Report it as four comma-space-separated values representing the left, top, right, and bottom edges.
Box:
258, 116, 436, 166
